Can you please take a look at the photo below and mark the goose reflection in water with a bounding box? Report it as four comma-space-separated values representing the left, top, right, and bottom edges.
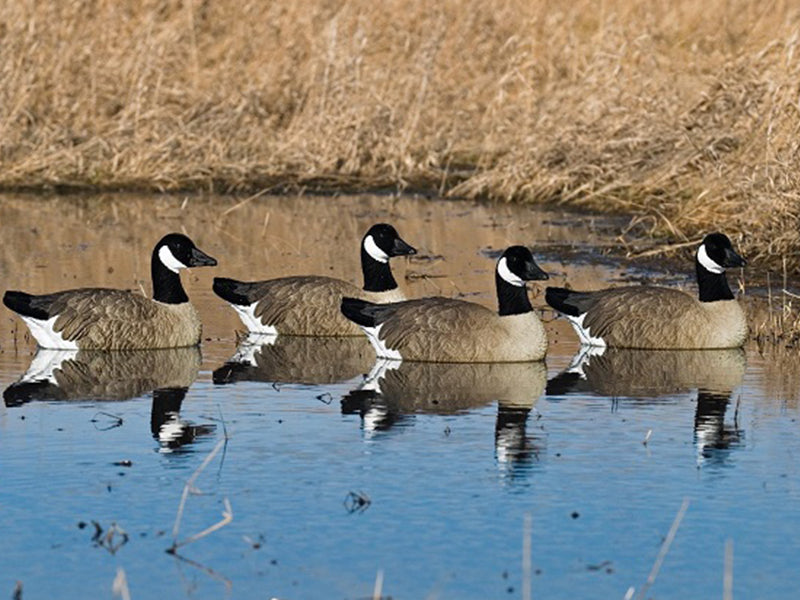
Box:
212, 334, 374, 386
547, 347, 746, 468
342, 360, 547, 477
3, 347, 214, 453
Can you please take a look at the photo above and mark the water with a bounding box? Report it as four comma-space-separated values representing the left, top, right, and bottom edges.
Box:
0, 193, 798, 599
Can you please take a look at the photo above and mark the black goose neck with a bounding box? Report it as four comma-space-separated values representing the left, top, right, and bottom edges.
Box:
361, 248, 398, 292
496, 273, 533, 316
696, 262, 735, 302
152, 253, 189, 304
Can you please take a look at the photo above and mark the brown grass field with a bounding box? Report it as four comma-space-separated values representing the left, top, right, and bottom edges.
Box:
2, 0, 800, 269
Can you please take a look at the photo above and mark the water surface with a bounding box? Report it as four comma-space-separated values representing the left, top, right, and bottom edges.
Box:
0, 193, 798, 599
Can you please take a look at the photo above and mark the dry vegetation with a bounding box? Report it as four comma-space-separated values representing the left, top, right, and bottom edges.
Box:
2, 0, 800, 268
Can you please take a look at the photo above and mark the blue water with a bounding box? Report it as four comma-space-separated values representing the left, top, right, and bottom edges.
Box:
1, 338, 799, 599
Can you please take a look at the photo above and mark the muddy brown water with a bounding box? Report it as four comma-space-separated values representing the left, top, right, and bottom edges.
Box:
0, 193, 799, 599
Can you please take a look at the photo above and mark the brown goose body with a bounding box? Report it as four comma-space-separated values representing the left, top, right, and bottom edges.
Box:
546, 233, 748, 350
360, 297, 547, 362
42, 289, 203, 350
341, 246, 550, 363
213, 223, 415, 336
567, 287, 747, 350
235, 276, 406, 336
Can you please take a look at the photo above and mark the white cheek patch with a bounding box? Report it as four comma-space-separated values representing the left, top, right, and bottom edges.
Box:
159, 245, 188, 273
363, 235, 389, 263
497, 257, 525, 287
697, 244, 725, 274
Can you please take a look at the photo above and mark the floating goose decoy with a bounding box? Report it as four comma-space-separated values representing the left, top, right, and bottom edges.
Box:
340, 245, 549, 362
213, 223, 416, 336
3, 233, 217, 350
545, 233, 747, 349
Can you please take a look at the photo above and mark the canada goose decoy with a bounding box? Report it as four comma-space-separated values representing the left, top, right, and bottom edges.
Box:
340, 245, 550, 362
212, 223, 416, 336
545, 233, 747, 349
2, 233, 217, 350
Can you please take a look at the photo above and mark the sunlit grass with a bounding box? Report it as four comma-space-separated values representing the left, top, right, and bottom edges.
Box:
2, 0, 800, 273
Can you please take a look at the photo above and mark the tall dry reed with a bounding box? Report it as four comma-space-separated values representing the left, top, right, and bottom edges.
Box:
2, 0, 800, 268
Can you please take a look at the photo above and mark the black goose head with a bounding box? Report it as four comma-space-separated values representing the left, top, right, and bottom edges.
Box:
497, 246, 549, 285
154, 233, 218, 272
360, 224, 416, 293
361, 224, 417, 263
152, 234, 217, 304
495, 246, 549, 316
695, 233, 745, 302
696, 233, 745, 273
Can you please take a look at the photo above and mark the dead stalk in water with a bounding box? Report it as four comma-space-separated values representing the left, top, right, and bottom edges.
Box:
372, 569, 384, 600
634, 497, 690, 600
112, 567, 131, 600
522, 513, 532, 600
723, 539, 734, 600
169, 437, 231, 552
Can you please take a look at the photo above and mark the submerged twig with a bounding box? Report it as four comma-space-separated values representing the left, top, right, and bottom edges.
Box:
634, 497, 690, 600
170, 498, 233, 553
91, 411, 124, 430
170, 549, 233, 593
170, 437, 230, 552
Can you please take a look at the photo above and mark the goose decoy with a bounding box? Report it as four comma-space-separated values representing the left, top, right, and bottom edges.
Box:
2, 233, 217, 350
545, 233, 747, 349
340, 245, 549, 362
212, 223, 416, 336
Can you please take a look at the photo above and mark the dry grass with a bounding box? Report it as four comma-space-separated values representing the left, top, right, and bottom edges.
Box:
2, 1, 800, 267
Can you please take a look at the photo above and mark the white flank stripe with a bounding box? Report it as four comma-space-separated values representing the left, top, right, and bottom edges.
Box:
158, 245, 188, 273
361, 324, 402, 360
696, 244, 725, 274
497, 257, 525, 286
363, 235, 389, 263
231, 303, 278, 335
20, 315, 79, 350
566, 314, 607, 348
